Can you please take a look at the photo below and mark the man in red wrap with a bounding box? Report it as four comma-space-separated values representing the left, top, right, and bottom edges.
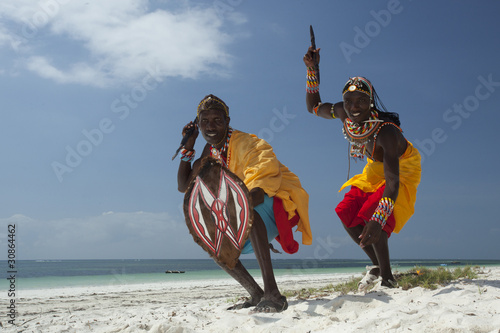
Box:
303, 46, 421, 290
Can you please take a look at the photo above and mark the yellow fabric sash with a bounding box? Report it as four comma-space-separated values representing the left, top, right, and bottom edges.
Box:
228, 130, 312, 245
339, 141, 422, 233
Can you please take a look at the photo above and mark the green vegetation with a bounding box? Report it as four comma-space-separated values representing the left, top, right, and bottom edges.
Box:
226, 266, 483, 305
281, 265, 481, 299
396, 265, 479, 291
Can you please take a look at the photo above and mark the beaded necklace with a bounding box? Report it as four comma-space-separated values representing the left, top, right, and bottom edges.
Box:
210, 127, 232, 167
343, 109, 383, 160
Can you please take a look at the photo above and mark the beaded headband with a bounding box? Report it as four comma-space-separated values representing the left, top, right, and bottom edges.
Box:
342, 77, 373, 99
197, 94, 229, 118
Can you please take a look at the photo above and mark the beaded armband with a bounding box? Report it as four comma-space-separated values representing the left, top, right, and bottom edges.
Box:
330, 104, 336, 119
371, 197, 395, 228
306, 67, 319, 94
180, 148, 195, 163
312, 103, 321, 116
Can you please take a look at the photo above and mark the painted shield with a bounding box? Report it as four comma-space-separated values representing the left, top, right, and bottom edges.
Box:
183, 157, 253, 269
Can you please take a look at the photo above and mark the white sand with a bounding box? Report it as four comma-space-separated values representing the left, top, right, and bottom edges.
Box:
6, 267, 500, 333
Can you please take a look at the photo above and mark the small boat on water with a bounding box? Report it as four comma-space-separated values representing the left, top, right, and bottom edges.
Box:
165, 270, 185, 274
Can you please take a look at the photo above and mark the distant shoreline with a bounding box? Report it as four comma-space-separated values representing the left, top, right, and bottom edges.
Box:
4, 259, 499, 291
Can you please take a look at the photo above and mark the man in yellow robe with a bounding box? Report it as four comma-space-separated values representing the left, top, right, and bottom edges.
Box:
228, 129, 312, 254
304, 45, 421, 290
177, 94, 311, 312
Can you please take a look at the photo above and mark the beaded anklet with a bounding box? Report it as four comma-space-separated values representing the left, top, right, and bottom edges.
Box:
371, 197, 395, 228
306, 67, 319, 94
180, 148, 195, 163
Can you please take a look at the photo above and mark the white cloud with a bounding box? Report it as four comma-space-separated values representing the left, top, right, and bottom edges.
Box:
25, 56, 112, 87
0, 211, 204, 259
0, 0, 245, 87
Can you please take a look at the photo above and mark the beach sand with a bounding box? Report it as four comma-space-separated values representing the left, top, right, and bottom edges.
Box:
6, 267, 500, 333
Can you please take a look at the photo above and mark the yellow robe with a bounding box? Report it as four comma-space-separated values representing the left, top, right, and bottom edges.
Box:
227, 130, 312, 246
339, 141, 422, 233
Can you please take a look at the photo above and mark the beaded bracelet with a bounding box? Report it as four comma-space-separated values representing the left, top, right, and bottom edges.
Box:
371, 197, 395, 228
180, 148, 195, 163
306, 67, 319, 94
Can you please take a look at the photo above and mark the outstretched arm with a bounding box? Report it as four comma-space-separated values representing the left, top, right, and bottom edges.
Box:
303, 46, 345, 120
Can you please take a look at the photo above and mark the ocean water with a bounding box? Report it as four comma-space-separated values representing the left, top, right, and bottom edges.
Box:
2, 259, 499, 291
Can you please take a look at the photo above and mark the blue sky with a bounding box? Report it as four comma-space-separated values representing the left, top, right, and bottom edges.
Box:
0, 0, 499, 261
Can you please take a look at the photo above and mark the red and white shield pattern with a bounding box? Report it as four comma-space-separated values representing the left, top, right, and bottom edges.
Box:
188, 168, 250, 257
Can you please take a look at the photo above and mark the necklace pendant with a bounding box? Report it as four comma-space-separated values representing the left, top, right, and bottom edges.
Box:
210, 127, 232, 165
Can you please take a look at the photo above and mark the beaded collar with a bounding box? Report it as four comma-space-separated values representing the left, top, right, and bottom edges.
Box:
210, 127, 233, 167
343, 110, 383, 159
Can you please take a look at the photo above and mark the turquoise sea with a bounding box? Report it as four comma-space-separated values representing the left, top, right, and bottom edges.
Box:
2, 259, 499, 291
